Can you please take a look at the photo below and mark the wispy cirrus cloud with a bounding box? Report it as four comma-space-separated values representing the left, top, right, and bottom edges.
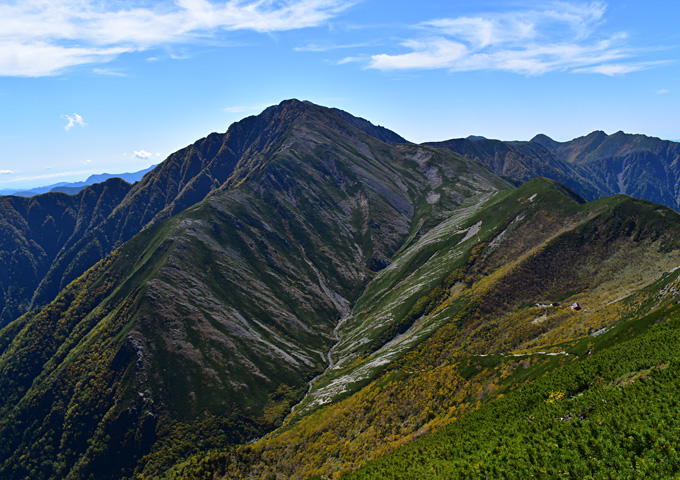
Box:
573, 61, 669, 76
0, 41, 129, 78
0, 0, 353, 77
62, 113, 86, 131
367, 1, 657, 76
0, 170, 14, 174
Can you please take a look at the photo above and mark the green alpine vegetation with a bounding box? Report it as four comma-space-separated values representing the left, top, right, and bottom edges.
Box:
177, 178, 680, 479
348, 285, 680, 479
2, 100, 680, 479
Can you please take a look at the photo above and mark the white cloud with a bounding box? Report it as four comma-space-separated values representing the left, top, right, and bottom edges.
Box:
573, 60, 670, 76
0, 170, 14, 174
0, 41, 129, 77
337, 56, 362, 65
0, 0, 353, 77
370, 37, 468, 70
657, 89, 670, 95
367, 2, 652, 76
133, 150, 153, 159
62, 113, 86, 131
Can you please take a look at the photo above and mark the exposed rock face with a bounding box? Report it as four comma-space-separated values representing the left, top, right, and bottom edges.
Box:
0, 100, 469, 329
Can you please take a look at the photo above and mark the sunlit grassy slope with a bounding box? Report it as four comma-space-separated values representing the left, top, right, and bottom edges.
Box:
165, 178, 680, 479
349, 281, 680, 479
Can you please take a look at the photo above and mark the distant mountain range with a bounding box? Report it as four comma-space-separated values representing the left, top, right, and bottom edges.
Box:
0, 165, 157, 197
2, 100, 680, 479
429, 130, 680, 211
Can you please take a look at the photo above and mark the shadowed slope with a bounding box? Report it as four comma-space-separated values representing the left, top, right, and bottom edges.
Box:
0, 101, 417, 330
434, 131, 680, 212
0, 178, 132, 325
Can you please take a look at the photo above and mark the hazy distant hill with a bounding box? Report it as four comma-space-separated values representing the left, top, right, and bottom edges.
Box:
0, 165, 156, 197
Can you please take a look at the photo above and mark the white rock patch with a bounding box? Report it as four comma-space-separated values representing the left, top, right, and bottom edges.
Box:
456, 220, 482, 245
427, 191, 441, 204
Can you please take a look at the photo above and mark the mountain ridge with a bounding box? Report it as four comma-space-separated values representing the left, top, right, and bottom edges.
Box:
2, 101, 680, 479
0, 99, 510, 479
0, 100, 414, 328
432, 129, 680, 212
180, 178, 680, 479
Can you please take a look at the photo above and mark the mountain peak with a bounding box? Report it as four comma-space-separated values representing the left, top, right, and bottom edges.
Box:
530, 133, 560, 150
264, 97, 308, 112
585, 129, 608, 140
236, 99, 408, 145
4, 100, 680, 480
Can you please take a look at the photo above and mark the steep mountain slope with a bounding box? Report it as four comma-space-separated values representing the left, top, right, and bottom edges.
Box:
0, 100, 508, 479
4, 102, 680, 480
534, 130, 680, 211
0, 101, 412, 329
331, 108, 408, 144
180, 179, 680, 479
427, 137, 601, 200
0, 178, 133, 325
434, 131, 680, 212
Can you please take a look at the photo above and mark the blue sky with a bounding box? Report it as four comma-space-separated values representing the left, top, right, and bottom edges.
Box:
1, 0, 678, 189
